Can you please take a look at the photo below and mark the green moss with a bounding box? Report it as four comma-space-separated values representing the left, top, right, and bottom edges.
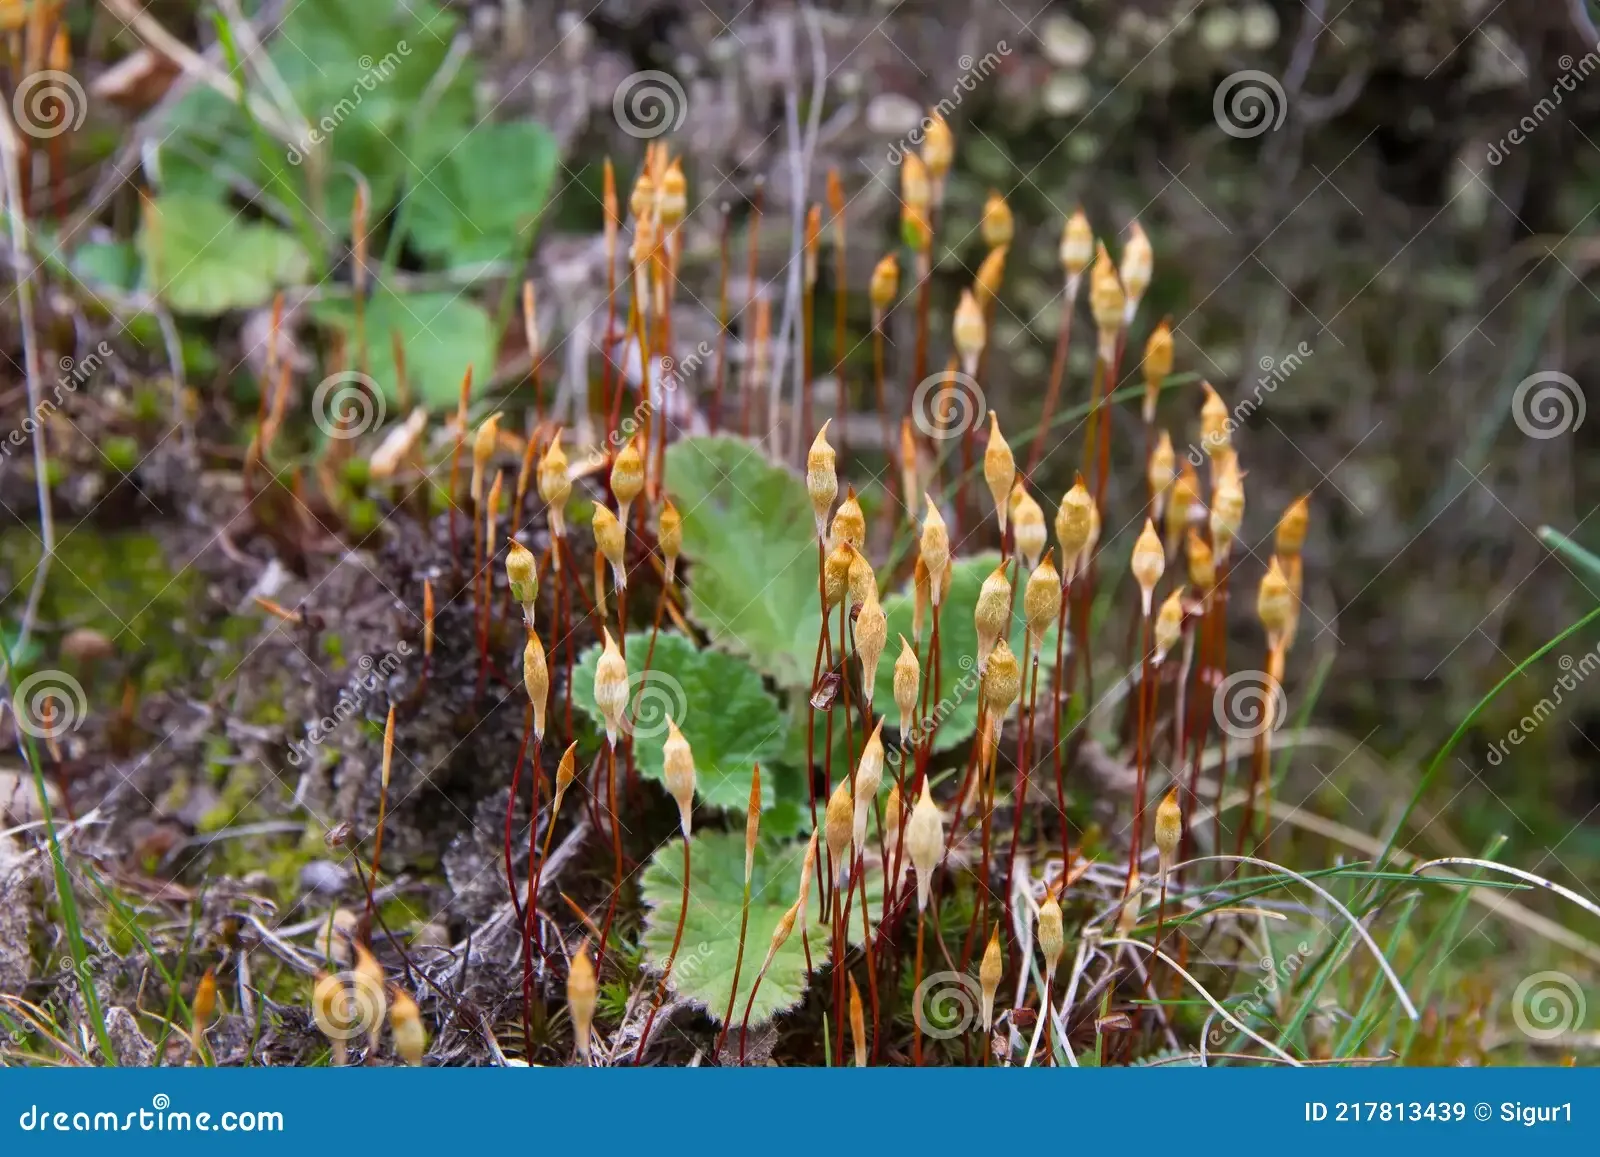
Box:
346, 498, 381, 538
102, 436, 140, 473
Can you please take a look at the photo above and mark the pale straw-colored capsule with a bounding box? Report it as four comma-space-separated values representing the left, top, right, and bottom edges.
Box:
1200, 381, 1231, 463
1012, 483, 1047, 571
592, 503, 626, 593
1143, 319, 1174, 425
1131, 519, 1165, 616
1165, 459, 1201, 553
921, 111, 953, 194
893, 635, 920, 737
568, 940, 597, 1064
1055, 475, 1094, 581
824, 541, 854, 611
662, 716, 697, 838
1038, 892, 1064, 975
658, 499, 682, 586
1147, 430, 1176, 520
593, 629, 630, 747
853, 719, 885, 851
538, 429, 571, 543
1089, 243, 1125, 358
975, 245, 1007, 308
471, 413, 501, 507
312, 972, 349, 1066
610, 435, 645, 527
869, 254, 899, 320
906, 778, 944, 911
847, 547, 877, 610
982, 191, 1014, 250
1154, 787, 1182, 877
983, 412, 1016, 535
982, 640, 1022, 749
1258, 555, 1296, 652
506, 539, 538, 627
1116, 871, 1142, 937
1154, 587, 1185, 665
806, 421, 838, 539
974, 562, 1012, 665
825, 776, 854, 883
1186, 530, 1216, 598
389, 987, 427, 1066
953, 289, 986, 374
856, 596, 888, 702
1119, 219, 1153, 322
831, 485, 866, 553
919, 495, 951, 603
1061, 208, 1093, 279
1276, 493, 1311, 558
1024, 551, 1062, 652
900, 151, 931, 216
524, 629, 549, 740
979, 924, 1004, 1033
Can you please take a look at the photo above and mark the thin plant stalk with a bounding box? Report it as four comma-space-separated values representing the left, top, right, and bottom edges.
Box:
504, 703, 533, 934
740, 180, 765, 436
595, 739, 623, 973
636, 834, 691, 1061
912, 904, 927, 1065
711, 203, 731, 431
520, 731, 544, 1058
367, 707, 397, 929
1026, 278, 1080, 475
1131, 612, 1152, 885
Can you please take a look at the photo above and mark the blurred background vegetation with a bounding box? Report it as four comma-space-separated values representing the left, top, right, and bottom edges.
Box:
2, 0, 1599, 1060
